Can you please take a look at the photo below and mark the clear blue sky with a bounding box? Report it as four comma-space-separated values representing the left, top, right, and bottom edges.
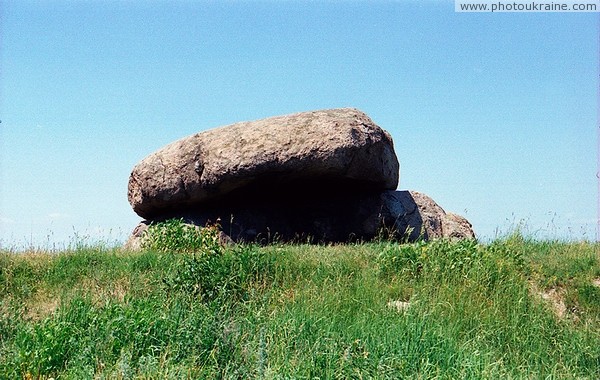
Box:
1, 1, 598, 248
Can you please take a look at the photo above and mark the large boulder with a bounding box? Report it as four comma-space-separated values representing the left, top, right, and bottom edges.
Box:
128, 108, 399, 219
125, 190, 475, 247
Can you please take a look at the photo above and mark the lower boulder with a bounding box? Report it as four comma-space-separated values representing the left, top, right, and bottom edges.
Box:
124, 190, 474, 249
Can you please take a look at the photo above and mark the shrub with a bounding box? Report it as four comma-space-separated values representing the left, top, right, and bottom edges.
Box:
141, 219, 222, 254
163, 245, 275, 302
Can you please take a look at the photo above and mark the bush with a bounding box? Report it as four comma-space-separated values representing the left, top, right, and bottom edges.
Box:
163, 245, 276, 303
141, 219, 222, 254
141, 219, 275, 302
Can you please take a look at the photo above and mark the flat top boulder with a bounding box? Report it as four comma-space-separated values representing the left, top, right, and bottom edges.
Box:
128, 108, 399, 219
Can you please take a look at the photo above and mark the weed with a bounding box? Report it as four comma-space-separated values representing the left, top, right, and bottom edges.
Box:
141, 218, 222, 254
163, 245, 276, 303
0, 237, 598, 378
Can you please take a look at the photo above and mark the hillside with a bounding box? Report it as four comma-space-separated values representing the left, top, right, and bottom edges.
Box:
1, 229, 599, 378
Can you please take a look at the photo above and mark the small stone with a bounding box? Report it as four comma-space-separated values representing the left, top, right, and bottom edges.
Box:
387, 300, 411, 312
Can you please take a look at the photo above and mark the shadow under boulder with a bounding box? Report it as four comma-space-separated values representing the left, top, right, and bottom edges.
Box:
125, 190, 475, 248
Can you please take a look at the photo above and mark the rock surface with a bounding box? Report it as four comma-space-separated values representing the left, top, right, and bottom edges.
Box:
125, 190, 475, 247
123, 221, 150, 251
443, 213, 476, 240
383, 191, 475, 241
128, 108, 399, 219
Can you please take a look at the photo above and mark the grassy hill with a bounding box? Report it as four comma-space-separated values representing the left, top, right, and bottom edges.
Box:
1, 224, 599, 379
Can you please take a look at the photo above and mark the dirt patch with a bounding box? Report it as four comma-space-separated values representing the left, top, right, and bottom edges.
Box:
108, 279, 129, 303
540, 287, 567, 319
25, 292, 60, 321
529, 281, 568, 320
592, 278, 600, 288
81, 277, 130, 305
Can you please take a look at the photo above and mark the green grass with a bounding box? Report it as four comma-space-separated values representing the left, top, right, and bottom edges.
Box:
0, 229, 599, 379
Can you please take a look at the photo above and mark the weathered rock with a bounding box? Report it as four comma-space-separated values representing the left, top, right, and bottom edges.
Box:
403, 191, 475, 240
123, 220, 150, 251
128, 108, 399, 219
125, 190, 474, 248
444, 213, 476, 240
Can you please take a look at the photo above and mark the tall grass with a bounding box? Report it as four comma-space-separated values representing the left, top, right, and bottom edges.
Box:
0, 223, 598, 378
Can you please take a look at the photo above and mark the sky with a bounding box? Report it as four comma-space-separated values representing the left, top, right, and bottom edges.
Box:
0, 0, 598, 249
